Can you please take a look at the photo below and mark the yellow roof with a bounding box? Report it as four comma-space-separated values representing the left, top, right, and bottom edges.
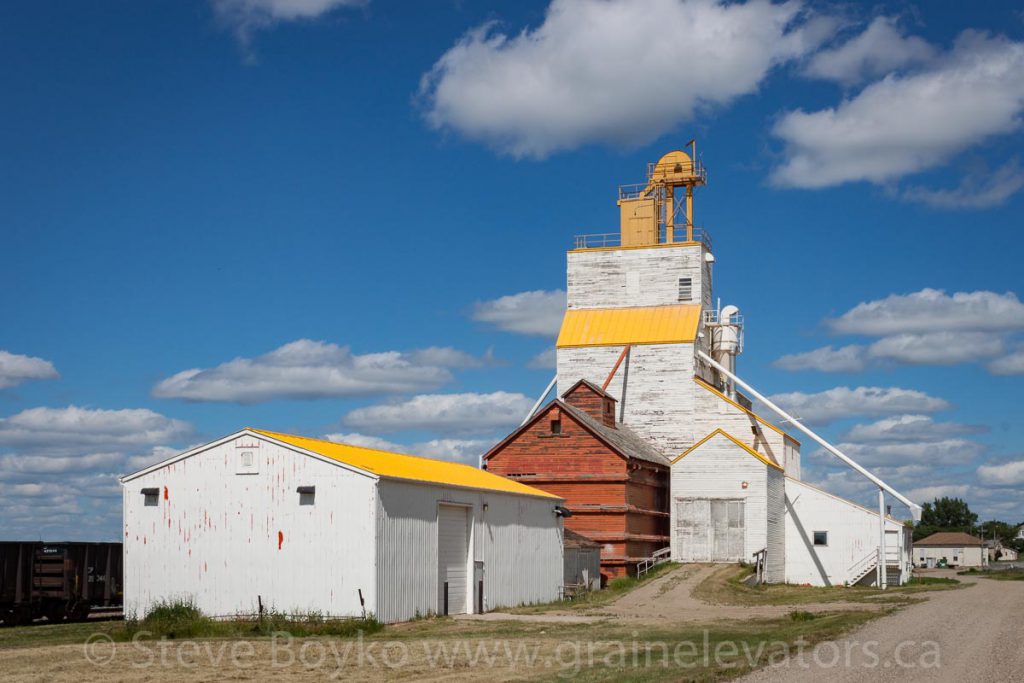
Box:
672, 428, 784, 471
556, 304, 701, 348
693, 377, 799, 445
251, 428, 560, 500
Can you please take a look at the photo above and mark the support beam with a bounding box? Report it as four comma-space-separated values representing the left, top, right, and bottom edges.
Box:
696, 350, 923, 521
878, 489, 888, 590
602, 345, 631, 391
521, 375, 558, 427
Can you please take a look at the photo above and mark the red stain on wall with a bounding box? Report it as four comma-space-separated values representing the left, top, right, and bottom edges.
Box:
163, 486, 169, 501
277, 530, 284, 550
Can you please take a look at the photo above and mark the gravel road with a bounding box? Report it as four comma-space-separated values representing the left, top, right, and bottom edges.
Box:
737, 571, 1024, 682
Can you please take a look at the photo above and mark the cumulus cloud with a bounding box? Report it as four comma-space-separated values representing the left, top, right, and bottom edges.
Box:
977, 460, 1024, 486
828, 289, 1024, 336
421, 0, 836, 158
833, 438, 984, 467
803, 16, 935, 86
904, 483, 972, 502
473, 290, 566, 337
988, 348, 1024, 375
527, 347, 557, 370
866, 331, 1005, 366
325, 432, 495, 465
842, 415, 986, 443
0, 350, 59, 389
767, 386, 950, 425
0, 406, 192, 453
153, 340, 489, 403
773, 344, 866, 372
901, 159, 1024, 209
211, 0, 365, 48
772, 31, 1024, 189
342, 391, 533, 434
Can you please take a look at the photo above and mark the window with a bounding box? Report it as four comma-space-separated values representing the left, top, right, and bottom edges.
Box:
141, 487, 159, 507
678, 277, 693, 301
813, 531, 828, 546
236, 450, 258, 475
297, 485, 315, 506
550, 418, 562, 435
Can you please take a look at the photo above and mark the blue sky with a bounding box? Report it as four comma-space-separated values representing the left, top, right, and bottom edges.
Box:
2, 0, 1023, 540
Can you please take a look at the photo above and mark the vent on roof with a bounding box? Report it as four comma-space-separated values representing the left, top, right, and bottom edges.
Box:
236, 450, 258, 475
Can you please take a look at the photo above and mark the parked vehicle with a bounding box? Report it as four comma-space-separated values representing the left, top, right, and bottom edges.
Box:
0, 542, 122, 626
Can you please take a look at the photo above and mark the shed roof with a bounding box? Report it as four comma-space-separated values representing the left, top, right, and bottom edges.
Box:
559, 402, 671, 466
564, 529, 600, 548
556, 304, 701, 348
915, 532, 985, 547
251, 429, 560, 499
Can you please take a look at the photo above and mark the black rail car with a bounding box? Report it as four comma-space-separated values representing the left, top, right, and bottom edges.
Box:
0, 542, 122, 626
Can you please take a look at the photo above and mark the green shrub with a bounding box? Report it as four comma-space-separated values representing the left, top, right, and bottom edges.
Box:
788, 610, 817, 622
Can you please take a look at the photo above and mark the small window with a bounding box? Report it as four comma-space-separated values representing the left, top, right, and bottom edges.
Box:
813, 531, 828, 546
236, 450, 258, 475
550, 418, 562, 435
678, 277, 693, 301
297, 485, 315, 506
141, 487, 159, 507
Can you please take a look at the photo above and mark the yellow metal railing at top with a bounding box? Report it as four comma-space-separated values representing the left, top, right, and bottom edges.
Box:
573, 226, 712, 250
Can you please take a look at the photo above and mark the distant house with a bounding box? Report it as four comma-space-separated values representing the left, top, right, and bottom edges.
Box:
915, 532, 988, 568
985, 539, 1019, 562
1016, 525, 1024, 542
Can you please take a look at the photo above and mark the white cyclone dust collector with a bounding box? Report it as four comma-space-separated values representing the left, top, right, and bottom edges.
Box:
706, 301, 743, 398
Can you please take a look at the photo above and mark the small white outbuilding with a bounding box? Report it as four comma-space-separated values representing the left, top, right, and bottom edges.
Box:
121, 428, 564, 623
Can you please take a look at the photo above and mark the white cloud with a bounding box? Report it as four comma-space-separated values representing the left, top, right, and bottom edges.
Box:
767, 386, 950, 425
772, 31, 1024, 188
0, 452, 125, 474
325, 432, 494, 465
343, 391, 533, 434
842, 414, 985, 443
773, 344, 866, 372
828, 289, 1024, 336
527, 347, 557, 370
803, 16, 935, 86
977, 460, 1024, 486
833, 438, 984, 467
987, 348, 1024, 375
0, 350, 59, 389
905, 484, 972, 502
153, 340, 488, 403
211, 0, 364, 46
902, 159, 1024, 209
867, 331, 1005, 366
421, 0, 836, 158
0, 406, 192, 453
473, 290, 566, 337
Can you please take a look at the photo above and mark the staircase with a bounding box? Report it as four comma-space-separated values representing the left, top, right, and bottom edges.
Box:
637, 547, 672, 578
847, 548, 904, 586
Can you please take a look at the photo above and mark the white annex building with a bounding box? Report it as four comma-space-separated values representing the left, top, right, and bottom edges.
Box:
121, 428, 564, 623
550, 149, 917, 587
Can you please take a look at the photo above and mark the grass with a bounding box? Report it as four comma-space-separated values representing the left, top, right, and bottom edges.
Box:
505, 562, 682, 614
959, 568, 1024, 581
692, 565, 964, 607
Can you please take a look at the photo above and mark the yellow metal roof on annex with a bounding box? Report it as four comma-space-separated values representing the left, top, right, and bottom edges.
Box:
556, 304, 702, 348
252, 428, 560, 500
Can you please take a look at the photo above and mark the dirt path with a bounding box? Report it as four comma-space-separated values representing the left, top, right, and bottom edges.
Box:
736, 572, 1024, 682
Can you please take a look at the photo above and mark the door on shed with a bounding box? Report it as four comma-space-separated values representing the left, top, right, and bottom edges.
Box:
437, 504, 469, 615
675, 498, 745, 562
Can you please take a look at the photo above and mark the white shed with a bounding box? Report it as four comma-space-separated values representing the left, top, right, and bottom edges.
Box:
121, 428, 564, 623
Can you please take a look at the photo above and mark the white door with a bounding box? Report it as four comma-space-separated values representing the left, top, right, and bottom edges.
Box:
438, 505, 469, 615
675, 498, 745, 562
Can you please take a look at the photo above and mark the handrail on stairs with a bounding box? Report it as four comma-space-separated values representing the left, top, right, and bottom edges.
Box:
752, 548, 768, 585
847, 548, 880, 586
637, 547, 672, 578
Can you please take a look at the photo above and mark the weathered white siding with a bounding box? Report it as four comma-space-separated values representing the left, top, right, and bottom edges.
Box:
784, 478, 908, 587
690, 380, 791, 467
566, 243, 709, 310
123, 435, 378, 619
765, 467, 786, 583
670, 433, 769, 564
783, 437, 801, 480
375, 479, 562, 624
557, 343, 697, 456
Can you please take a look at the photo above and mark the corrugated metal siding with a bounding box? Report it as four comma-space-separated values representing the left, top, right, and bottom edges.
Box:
670, 433, 767, 564
765, 467, 786, 582
556, 305, 701, 348
123, 435, 378, 618
375, 480, 562, 624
